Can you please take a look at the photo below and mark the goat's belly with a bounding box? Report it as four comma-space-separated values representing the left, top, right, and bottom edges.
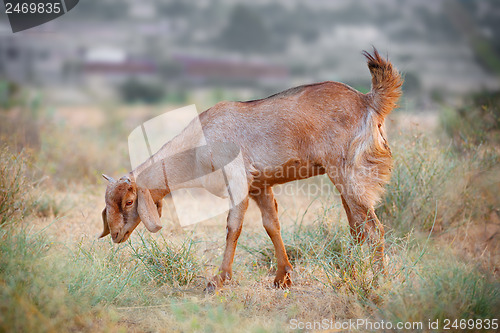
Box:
250, 158, 326, 188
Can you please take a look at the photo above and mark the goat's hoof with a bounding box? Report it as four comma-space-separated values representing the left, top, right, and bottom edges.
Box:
274, 279, 292, 289
204, 273, 227, 293
273, 271, 292, 289
204, 281, 218, 294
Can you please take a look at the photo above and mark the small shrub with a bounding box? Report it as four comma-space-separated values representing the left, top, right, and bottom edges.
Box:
0, 225, 52, 332
440, 91, 500, 148
70, 240, 153, 307
31, 193, 67, 217
0, 146, 34, 224
0, 89, 42, 150
317, 231, 406, 302
131, 233, 201, 287
376, 137, 452, 234
0, 80, 21, 109
119, 78, 164, 104
381, 254, 500, 329
242, 216, 344, 269
377, 135, 499, 236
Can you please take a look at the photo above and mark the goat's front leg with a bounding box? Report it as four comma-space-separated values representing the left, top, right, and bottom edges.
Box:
251, 187, 293, 288
206, 197, 249, 292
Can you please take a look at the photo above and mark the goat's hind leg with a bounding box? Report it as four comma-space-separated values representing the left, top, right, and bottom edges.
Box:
251, 187, 293, 288
330, 176, 386, 274
345, 199, 386, 273
206, 197, 249, 292
365, 208, 386, 273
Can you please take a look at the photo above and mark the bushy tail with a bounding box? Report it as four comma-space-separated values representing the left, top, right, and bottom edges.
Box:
362, 48, 403, 119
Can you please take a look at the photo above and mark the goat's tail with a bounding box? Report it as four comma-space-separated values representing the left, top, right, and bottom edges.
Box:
363, 48, 403, 119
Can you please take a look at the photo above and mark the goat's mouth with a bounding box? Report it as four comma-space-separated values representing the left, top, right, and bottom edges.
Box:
113, 230, 131, 243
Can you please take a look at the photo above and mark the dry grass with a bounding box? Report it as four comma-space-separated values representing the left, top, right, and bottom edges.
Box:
1, 94, 499, 332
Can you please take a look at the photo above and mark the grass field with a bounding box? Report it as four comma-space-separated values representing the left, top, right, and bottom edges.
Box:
1, 92, 499, 332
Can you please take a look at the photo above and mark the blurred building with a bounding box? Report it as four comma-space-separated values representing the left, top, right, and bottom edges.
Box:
0, 24, 64, 85
83, 47, 157, 82
0, 0, 498, 106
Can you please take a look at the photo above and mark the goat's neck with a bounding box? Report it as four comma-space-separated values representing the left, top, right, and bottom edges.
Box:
130, 124, 204, 195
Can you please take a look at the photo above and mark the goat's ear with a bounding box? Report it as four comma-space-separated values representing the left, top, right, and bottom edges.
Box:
137, 188, 162, 233
99, 208, 110, 238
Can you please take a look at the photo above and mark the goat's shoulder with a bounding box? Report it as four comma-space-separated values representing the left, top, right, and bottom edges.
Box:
198, 101, 244, 131
207, 100, 240, 115
199, 101, 233, 119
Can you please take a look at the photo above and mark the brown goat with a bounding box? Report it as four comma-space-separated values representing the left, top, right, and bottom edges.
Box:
100, 48, 402, 291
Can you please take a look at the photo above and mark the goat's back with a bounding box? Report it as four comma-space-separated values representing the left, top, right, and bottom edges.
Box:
199, 81, 368, 177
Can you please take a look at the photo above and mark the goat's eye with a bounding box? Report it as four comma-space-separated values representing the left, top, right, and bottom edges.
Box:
125, 200, 133, 206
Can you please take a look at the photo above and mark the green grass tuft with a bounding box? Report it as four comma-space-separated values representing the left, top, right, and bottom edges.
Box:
130, 233, 201, 287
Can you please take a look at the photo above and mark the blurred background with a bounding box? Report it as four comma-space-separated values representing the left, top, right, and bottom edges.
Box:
1, 0, 499, 107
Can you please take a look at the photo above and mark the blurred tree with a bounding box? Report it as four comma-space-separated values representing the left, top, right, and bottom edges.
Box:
446, 0, 500, 74
158, 0, 192, 17
441, 90, 500, 146
0, 81, 20, 110
76, 0, 128, 20
265, 4, 319, 45
333, 3, 372, 24
217, 5, 271, 53
119, 78, 164, 104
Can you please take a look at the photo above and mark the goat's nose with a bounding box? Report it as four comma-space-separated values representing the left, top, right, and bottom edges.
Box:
113, 232, 119, 239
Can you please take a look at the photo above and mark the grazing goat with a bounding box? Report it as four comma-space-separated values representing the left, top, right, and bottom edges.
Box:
100, 48, 402, 291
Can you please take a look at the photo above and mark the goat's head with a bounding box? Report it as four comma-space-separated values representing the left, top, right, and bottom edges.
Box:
100, 174, 162, 243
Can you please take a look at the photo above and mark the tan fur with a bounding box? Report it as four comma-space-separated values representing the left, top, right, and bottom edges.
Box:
362, 48, 403, 118
101, 48, 403, 290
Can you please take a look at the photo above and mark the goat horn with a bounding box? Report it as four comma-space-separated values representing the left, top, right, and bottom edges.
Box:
102, 174, 115, 182
120, 175, 132, 184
